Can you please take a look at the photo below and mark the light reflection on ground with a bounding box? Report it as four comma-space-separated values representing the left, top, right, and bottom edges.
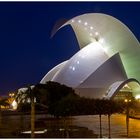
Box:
72, 114, 140, 138
1, 113, 140, 138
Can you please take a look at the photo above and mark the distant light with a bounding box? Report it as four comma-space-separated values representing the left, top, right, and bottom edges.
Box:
59, 128, 65, 131
71, 19, 75, 23
70, 66, 75, 71
27, 98, 31, 103
135, 95, 140, 99
124, 99, 128, 102
90, 26, 93, 30
123, 84, 130, 89
95, 32, 99, 36
12, 100, 17, 110
84, 22, 88, 26
78, 20, 81, 23
9, 92, 15, 97
22, 129, 47, 134
129, 99, 131, 102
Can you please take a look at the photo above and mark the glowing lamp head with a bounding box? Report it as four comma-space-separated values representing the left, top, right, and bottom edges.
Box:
124, 99, 128, 102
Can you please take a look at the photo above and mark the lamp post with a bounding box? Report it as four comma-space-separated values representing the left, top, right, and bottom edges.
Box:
124, 98, 131, 138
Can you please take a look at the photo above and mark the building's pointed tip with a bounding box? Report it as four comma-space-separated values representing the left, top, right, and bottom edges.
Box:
50, 18, 68, 38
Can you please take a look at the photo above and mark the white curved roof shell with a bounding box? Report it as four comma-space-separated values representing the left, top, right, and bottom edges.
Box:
54, 13, 140, 82
40, 61, 68, 84
40, 13, 140, 99
52, 42, 108, 87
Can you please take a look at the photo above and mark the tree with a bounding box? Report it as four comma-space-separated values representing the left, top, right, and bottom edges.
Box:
36, 81, 77, 117
52, 94, 79, 117
15, 82, 76, 137
15, 85, 38, 138
54, 94, 79, 138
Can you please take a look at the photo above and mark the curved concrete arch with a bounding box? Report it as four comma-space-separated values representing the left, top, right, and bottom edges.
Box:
52, 13, 140, 82
40, 60, 68, 84
106, 78, 140, 99
77, 53, 127, 88
52, 42, 109, 87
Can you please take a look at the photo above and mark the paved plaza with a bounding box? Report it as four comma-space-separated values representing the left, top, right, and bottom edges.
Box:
0, 113, 140, 138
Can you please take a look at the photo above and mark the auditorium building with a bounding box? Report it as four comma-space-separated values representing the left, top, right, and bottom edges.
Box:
40, 13, 140, 100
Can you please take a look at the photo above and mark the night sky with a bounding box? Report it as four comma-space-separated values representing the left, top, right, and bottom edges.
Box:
0, 2, 140, 96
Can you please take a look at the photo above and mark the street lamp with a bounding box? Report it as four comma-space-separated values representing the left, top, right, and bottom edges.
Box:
124, 98, 131, 138
9, 93, 15, 98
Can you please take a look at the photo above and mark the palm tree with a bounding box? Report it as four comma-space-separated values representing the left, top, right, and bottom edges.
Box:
99, 113, 102, 138
15, 85, 37, 138
29, 86, 36, 138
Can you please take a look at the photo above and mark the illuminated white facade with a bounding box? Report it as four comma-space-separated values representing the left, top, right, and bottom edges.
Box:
41, 13, 140, 99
